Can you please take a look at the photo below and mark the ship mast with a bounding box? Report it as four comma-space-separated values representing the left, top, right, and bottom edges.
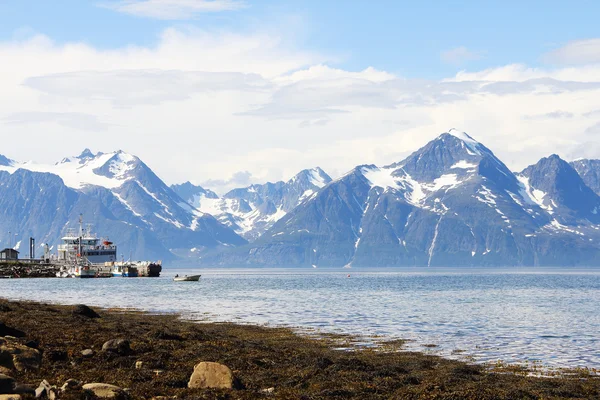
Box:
78, 214, 83, 263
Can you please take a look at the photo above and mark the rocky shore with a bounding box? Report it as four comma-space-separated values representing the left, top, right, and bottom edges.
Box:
0, 263, 59, 279
0, 299, 598, 399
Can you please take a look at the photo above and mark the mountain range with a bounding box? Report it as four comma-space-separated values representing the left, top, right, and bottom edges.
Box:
2, 130, 600, 267
171, 167, 331, 241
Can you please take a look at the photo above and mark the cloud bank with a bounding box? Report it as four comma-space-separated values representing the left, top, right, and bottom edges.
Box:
3, 29, 600, 193
100, 0, 247, 19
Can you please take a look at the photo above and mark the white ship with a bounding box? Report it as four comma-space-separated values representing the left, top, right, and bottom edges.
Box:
57, 216, 117, 265
55, 215, 116, 278
54, 215, 162, 278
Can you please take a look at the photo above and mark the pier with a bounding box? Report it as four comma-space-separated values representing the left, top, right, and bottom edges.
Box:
0, 260, 60, 278
0, 260, 162, 278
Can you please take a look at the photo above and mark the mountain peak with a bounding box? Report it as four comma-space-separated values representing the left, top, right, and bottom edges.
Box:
571, 159, 600, 197
77, 148, 95, 159
442, 129, 482, 156
0, 154, 13, 167
520, 154, 600, 222
290, 167, 332, 188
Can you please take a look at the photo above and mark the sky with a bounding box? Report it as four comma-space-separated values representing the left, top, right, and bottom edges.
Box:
1, 0, 600, 193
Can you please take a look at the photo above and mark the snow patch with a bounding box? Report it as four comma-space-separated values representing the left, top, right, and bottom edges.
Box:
447, 129, 482, 155
451, 160, 478, 170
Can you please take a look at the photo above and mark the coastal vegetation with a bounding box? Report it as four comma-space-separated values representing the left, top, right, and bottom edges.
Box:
0, 299, 599, 399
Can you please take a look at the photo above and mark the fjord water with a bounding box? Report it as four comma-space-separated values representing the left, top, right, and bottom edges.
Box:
1, 269, 599, 369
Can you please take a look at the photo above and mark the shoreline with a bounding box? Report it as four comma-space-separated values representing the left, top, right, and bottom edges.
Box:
0, 299, 599, 399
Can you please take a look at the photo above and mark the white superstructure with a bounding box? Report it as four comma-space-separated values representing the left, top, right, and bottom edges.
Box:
57, 216, 117, 265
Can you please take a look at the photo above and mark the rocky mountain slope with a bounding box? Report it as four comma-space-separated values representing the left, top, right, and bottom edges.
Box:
0, 150, 245, 261
202, 130, 600, 267
571, 159, 600, 196
172, 168, 332, 241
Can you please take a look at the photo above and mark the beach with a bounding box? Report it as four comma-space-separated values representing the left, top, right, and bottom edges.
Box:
0, 298, 599, 399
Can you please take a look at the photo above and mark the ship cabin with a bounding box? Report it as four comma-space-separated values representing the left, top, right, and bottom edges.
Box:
57, 227, 117, 264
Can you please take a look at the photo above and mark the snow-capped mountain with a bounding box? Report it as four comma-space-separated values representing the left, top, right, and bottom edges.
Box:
0, 149, 245, 260
571, 159, 600, 197
203, 129, 600, 267
519, 155, 600, 225
171, 167, 332, 241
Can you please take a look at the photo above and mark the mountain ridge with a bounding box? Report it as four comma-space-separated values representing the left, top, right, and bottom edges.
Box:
200, 130, 600, 267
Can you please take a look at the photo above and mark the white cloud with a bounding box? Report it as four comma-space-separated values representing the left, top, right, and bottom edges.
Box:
2, 29, 600, 193
100, 0, 247, 19
544, 38, 600, 66
523, 110, 574, 121
440, 46, 482, 66
3, 112, 112, 131
24, 70, 271, 107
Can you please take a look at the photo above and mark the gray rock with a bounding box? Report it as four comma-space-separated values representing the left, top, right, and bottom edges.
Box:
72, 305, 100, 319
81, 349, 94, 358
10, 385, 34, 396
0, 374, 15, 395
188, 362, 234, 390
82, 383, 127, 399
102, 339, 131, 355
0, 337, 42, 371
60, 379, 82, 392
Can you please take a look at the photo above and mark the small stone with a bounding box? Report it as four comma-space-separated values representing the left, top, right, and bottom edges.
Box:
0, 374, 15, 395
82, 383, 126, 399
35, 380, 51, 398
72, 305, 100, 319
261, 387, 275, 394
102, 339, 131, 355
60, 379, 82, 392
188, 362, 234, 390
81, 349, 94, 358
135, 361, 143, 369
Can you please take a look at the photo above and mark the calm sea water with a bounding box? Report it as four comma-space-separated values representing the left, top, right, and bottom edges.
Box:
1, 268, 599, 370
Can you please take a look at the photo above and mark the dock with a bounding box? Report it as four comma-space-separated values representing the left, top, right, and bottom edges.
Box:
0, 260, 162, 279
0, 261, 60, 278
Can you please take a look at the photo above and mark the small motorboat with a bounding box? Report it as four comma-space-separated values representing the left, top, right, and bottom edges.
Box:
173, 274, 201, 282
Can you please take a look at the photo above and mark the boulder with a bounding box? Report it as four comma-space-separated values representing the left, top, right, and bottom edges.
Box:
102, 339, 131, 355
0, 323, 24, 339
82, 383, 127, 399
72, 305, 100, 319
0, 338, 41, 371
0, 374, 15, 395
81, 349, 94, 358
188, 362, 234, 390
60, 379, 82, 392
11, 385, 34, 396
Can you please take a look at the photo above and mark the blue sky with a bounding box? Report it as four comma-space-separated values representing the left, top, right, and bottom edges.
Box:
0, 0, 600, 191
1, 1, 597, 78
